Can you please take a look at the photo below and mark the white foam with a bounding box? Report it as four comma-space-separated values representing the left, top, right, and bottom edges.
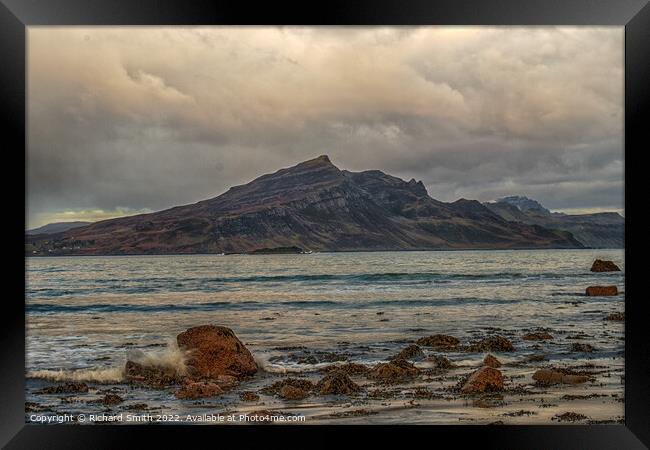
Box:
126, 338, 189, 376
28, 367, 125, 383
28, 339, 189, 383
254, 353, 332, 374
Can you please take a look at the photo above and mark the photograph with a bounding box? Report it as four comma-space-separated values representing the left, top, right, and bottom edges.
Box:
24, 26, 625, 426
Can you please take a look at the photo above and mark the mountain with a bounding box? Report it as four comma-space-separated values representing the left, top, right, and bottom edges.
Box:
25, 155, 584, 256
26, 221, 92, 235
498, 195, 551, 215
484, 197, 624, 248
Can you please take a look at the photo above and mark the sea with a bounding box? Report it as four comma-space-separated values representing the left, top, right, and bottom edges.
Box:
25, 249, 625, 424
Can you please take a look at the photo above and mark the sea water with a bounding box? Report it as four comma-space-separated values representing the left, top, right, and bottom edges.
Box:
25, 249, 625, 423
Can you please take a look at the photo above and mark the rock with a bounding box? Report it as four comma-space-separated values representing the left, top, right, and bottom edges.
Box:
316, 371, 360, 395
368, 358, 419, 384
175, 381, 224, 399
37, 382, 89, 394
392, 344, 425, 361
465, 336, 515, 352
532, 369, 589, 385
102, 394, 123, 405
260, 378, 314, 396
460, 367, 504, 394
177, 325, 257, 379
279, 385, 309, 400
522, 332, 553, 341
416, 334, 459, 350
570, 343, 594, 353
321, 363, 369, 375
483, 354, 502, 368
240, 391, 260, 402
590, 259, 620, 272
125, 360, 180, 387
605, 312, 625, 321
424, 354, 454, 369
585, 286, 618, 296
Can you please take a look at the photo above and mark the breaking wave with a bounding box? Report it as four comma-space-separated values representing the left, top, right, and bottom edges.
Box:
27, 339, 188, 382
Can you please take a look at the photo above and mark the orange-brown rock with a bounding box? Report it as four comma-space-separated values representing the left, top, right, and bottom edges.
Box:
316, 371, 360, 395
368, 358, 419, 384
176, 325, 257, 379
585, 286, 618, 297
590, 259, 620, 272
483, 354, 502, 368
279, 385, 309, 400
532, 369, 589, 385
392, 344, 425, 361
416, 334, 459, 350
174, 381, 224, 399
460, 367, 504, 394
522, 332, 554, 341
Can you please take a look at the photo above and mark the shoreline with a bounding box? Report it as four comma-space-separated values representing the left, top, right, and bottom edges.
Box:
25, 247, 624, 259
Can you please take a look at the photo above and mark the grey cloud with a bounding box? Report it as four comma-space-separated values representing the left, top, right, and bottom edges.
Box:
27, 27, 623, 227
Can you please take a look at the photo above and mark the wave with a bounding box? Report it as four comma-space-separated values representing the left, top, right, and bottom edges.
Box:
27, 367, 125, 383
27, 339, 188, 382
254, 353, 374, 374
27, 270, 623, 299
27, 296, 519, 315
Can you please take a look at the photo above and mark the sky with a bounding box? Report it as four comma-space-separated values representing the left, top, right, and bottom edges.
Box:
27, 27, 624, 228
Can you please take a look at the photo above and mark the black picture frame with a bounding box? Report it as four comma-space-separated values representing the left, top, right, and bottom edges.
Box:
3, 0, 648, 448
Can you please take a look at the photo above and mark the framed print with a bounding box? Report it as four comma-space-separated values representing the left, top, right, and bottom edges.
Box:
2, 0, 648, 448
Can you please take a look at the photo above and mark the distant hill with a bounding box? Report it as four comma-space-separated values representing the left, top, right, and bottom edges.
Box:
484, 197, 623, 248
26, 221, 92, 236
25, 156, 584, 256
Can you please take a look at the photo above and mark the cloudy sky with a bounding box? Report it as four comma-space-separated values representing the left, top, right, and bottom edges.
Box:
27, 27, 624, 228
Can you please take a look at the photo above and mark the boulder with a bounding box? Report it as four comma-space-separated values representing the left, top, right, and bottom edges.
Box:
416, 334, 460, 350
522, 332, 554, 341
316, 371, 361, 395
392, 344, 425, 361
586, 286, 618, 296
483, 354, 502, 368
465, 336, 515, 352
176, 325, 257, 379
590, 259, 621, 272
532, 369, 589, 385
460, 367, 504, 394
174, 380, 224, 399
368, 358, 419, 384
279, 385, 309, 400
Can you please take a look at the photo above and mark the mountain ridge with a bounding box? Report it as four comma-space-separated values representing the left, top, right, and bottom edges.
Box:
26, 156, 589, 255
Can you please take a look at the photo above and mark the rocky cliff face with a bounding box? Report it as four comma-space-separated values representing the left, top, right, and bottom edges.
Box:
26, 155, 584, 255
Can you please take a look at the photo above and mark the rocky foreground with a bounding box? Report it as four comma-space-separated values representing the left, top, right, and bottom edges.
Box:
27, 319, 624, 424
26, 260, 624, 424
